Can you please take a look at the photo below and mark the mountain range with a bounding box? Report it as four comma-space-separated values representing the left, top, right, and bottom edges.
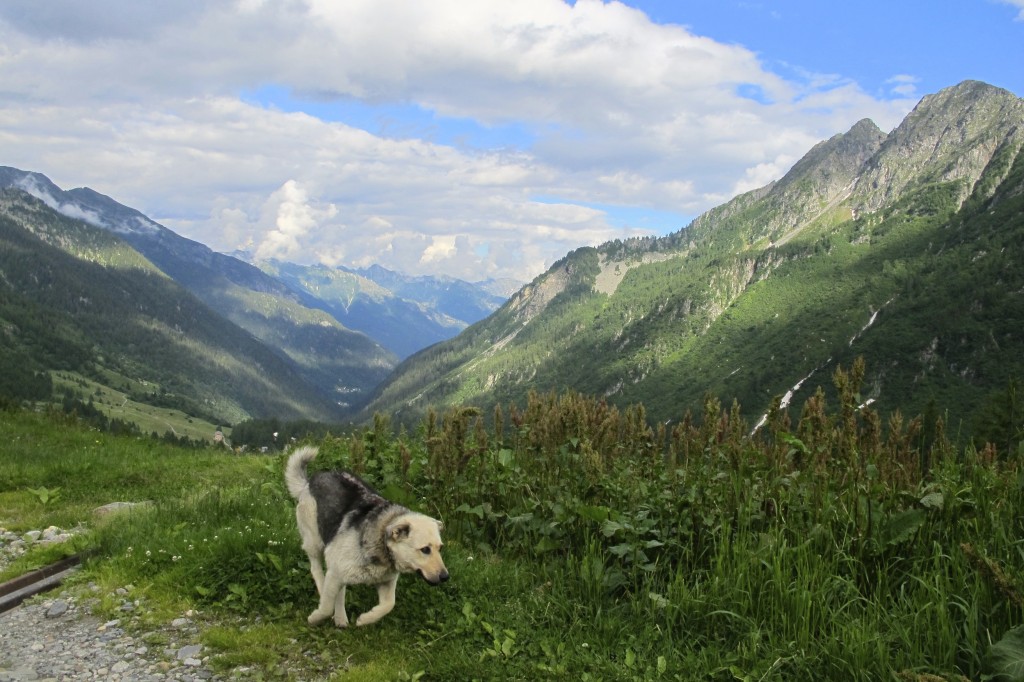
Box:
359, 80, 1024, 439
0, 169, 510, 424
1, 80, 1020, 441
242, 258, 512, 359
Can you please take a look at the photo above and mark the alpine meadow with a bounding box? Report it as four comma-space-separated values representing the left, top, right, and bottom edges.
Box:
0, 80, 1023, 681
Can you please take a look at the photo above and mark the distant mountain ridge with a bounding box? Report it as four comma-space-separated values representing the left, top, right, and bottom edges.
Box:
360, 80, 1024, 438
0, 167, 518, 421
237, 257, 512, 359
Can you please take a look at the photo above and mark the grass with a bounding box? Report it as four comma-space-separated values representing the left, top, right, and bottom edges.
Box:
1, 373, 1023, 680
50, 369, 227, 443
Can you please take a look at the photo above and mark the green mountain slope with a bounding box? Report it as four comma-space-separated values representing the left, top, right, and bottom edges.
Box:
0, 190, 348, 424
0, 168, 397, 411
361, 81, 1024, 435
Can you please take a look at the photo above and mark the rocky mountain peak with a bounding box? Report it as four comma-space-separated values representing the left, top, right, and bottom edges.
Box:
774, 117, 886, 198
856, 80, 1024, 210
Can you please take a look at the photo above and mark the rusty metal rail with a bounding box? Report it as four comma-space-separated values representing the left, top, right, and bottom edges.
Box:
0, 554, 83, 615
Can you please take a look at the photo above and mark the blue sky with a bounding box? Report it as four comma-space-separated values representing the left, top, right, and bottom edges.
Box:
640, 1, 1023, 98
0, 0, 1021, 281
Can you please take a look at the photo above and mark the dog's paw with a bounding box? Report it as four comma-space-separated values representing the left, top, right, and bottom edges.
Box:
355, 613, 377, 627
333, 614, 349, 628
307, 610, 330, 626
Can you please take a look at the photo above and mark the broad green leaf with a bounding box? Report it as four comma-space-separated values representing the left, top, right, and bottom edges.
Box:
882, 508, 927, 545
986, 625, 1024, 682
577, 504, 612, 523
601, 520, 625, 537
534, 536, 561, 553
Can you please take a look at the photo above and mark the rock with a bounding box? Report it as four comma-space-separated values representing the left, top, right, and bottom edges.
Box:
92, 501, 153, 517
44, 600, 69, 618
176, 644, 202, 661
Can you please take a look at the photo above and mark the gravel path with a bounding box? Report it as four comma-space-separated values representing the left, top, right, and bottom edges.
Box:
0, 589, 227, 682
0, 525, 241, 682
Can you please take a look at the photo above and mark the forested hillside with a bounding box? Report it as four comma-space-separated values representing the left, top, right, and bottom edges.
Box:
361, 81, 1024, 442
0, 190, 347, 424
0, 166, 398, 413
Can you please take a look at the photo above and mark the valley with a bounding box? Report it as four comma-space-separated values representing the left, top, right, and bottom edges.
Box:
1, 81, 1022, 451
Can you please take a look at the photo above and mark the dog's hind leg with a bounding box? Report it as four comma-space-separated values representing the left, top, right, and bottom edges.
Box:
307, 567, 343, 626
296, 498, 325, 594
333, 585, 348, 627
355, 575, 398, 627
307, 565, 352, 622
306, 548, 325, 596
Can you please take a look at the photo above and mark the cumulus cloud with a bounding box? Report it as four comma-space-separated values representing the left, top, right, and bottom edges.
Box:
0, 0, 922, 281
254, 180, 337, 260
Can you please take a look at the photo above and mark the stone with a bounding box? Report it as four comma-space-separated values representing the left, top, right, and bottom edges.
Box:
177, 644, 202, 661
92, 501, 153, 517
44, 601, 69, 618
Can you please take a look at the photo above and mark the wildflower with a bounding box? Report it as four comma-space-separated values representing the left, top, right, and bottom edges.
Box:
145, 550, 151, 557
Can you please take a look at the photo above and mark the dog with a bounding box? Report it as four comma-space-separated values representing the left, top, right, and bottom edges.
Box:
284, 446, 449, 627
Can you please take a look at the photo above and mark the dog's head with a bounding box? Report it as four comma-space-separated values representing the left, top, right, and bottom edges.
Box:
386, 513, 449, 585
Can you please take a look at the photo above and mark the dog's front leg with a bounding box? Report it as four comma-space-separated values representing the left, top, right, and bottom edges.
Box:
308, 568, 343, 626
355, 575, 398, 627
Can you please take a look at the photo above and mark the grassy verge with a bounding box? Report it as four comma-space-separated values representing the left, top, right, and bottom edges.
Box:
1, 367, 1023, 680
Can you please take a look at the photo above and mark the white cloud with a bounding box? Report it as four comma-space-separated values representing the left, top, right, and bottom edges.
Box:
999, 0, 1024, 20
886, 74, 920, 98
0, 0, 920, 281
14, 174, 108, 227
254, 180, 337, 261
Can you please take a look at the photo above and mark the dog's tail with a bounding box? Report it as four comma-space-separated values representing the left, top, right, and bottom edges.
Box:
284, 445, 318, 500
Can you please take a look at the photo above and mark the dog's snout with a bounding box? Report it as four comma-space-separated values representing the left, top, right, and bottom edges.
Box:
420, 568, 450, 585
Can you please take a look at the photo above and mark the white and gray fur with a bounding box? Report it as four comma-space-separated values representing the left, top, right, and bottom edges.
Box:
284, 446, 448, 627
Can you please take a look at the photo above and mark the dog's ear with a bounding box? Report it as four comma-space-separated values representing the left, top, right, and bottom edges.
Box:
435, 519, 444, 533
387, 521, 411, 541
